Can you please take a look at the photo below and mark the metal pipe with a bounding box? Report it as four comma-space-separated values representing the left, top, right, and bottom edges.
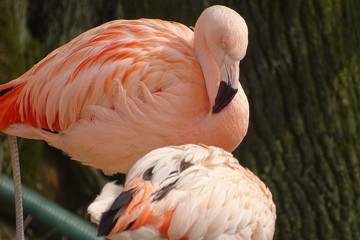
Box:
0, 175, 104, 240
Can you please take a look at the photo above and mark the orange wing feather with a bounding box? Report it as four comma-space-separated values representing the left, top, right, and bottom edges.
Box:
99, 178, 175, 238
0, 82, 60, 131
0, 83, 23, 130
0, 19, 194, 132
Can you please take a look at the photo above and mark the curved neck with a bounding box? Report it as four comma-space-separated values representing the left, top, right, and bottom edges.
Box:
194, 32, 220, 112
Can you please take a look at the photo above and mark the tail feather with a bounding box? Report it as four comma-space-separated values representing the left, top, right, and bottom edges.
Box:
0, 82, 24, 131
0, 85, 16, 97
0, 79, 58, 132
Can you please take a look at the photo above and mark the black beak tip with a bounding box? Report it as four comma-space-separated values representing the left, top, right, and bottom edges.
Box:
212, 104, 223, 114
212, 81, 238, 113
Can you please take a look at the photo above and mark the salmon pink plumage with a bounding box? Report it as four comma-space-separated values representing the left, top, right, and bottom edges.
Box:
0, 5, 249, 174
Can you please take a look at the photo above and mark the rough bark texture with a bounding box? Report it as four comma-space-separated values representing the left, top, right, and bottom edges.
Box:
233, 1, 360, 239
0, 0, 359, 239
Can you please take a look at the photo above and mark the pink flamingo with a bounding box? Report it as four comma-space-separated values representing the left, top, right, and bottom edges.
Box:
0, 5, 248, 174
88, 144, 276, 240
0, 5, 249, 239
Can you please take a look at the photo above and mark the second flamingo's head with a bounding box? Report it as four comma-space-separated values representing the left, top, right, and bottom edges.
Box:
194, 5, 248, 113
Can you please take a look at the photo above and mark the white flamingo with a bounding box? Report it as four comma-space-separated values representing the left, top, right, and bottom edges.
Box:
88, 145, 276, 240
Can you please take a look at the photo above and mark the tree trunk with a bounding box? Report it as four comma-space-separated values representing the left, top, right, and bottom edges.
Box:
233, 0, 360, 239
0, 0, 359, 239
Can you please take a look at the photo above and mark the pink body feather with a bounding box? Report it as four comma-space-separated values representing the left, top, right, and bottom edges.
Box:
0, 6, 249, 174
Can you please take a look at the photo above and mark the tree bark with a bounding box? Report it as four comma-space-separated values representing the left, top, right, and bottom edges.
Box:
232, 0, 360, 239
0, 0, 359, 239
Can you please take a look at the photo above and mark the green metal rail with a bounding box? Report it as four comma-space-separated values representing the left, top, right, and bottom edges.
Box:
0, 175, 104, 240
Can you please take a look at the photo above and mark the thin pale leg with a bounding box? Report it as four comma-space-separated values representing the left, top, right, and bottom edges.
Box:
7, 135, 25, 240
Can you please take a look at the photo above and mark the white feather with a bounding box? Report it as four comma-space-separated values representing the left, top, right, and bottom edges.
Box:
87, 181, 123, 225
88, 144, 276, 240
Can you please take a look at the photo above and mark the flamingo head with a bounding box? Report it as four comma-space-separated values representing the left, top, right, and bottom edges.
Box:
194, 5, 248, 113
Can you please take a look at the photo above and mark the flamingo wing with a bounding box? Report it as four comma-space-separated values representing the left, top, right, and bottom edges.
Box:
0, 19, 197, 133
91, 145, 276, 240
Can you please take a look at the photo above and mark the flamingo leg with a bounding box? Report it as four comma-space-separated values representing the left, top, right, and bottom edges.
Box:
7, 135, 25, 240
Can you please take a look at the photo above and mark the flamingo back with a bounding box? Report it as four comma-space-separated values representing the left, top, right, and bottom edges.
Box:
88, 145, 276, 240
0, 19, 197, 132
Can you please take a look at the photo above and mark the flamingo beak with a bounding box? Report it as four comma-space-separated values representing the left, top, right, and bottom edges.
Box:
212, 61, 239, 113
